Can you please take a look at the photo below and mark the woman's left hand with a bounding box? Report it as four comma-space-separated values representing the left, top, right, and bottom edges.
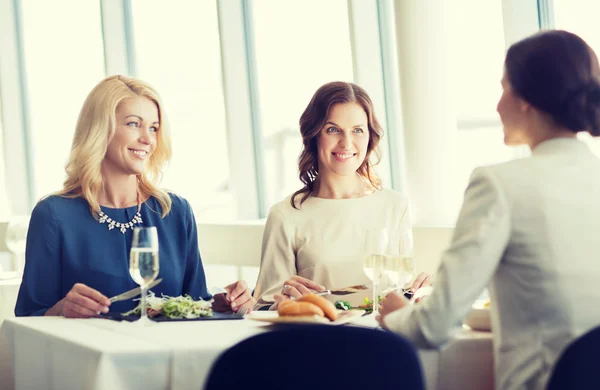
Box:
213, 280, 255, 313
376, 290, 409, 328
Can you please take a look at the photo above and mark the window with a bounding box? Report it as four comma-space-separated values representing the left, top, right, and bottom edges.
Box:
554, 0, 600, 53
250, 0, 354, 208
20, 0, 105, 200
451, 0, 506, 123
130, 0, 232, 220
0, 98, 9, 220
553, 0, 600, 157
449, 0, 518, 218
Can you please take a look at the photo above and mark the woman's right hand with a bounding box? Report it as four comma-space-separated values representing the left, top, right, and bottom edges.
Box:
273, 275, 327, 303
49, 283, 111, 318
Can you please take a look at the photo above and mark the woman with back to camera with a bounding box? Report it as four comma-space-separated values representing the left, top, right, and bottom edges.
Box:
253, 81, 431, 310
15, 75, 255, 317
378, 30, 600, 389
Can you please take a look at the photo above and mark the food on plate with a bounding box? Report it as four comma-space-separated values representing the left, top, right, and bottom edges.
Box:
277, 294, 339, 321
298, 294, 338, 321
278, 300, 325, 317
359, 296, 383, 314
335, 300, 352, 311
123, 291, 213, 319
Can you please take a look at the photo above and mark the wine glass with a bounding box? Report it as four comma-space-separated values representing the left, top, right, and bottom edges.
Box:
363, 228, 389, 315
129, 227, 160, 325
384, 227, 416, 298
399, 228, 416, 290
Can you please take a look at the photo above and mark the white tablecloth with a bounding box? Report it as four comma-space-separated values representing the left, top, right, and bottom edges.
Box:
0, 315, 493, 390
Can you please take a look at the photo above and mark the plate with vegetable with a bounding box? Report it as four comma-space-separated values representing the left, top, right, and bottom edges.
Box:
335, 297, 383, 314
101, 292, 244, 322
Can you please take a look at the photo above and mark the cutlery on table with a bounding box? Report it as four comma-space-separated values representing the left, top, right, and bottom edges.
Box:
318, 284, 370, 296
290, 284, 370, 300
109, 278, 163, 303
292, 284, 430, 300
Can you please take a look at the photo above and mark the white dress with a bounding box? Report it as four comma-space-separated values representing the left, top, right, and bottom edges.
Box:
253, 188, 411, 309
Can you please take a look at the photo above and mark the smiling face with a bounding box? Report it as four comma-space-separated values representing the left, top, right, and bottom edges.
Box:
102, 96, 160, 177
316, 102, 370, 178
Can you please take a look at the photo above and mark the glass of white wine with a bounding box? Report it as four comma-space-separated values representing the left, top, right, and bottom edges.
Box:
129, 227, 159, 325
399, 228, 416, 291
384, 228, 416, 302
363, 228, 389, 315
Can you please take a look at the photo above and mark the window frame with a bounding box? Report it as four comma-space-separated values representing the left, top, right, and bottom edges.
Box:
0, 0, 548, 221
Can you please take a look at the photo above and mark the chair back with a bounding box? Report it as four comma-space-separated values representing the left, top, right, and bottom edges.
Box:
547, 325, 600, 390
205, 325, 424, 390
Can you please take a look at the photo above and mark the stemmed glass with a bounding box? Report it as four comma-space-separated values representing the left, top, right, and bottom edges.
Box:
129, 227, 160, 325
363, 228, 389, 315
384, 227, 416, 299
400, 228, 416, 290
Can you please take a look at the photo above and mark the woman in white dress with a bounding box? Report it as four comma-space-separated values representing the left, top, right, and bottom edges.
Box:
378, 30, 600, 390
253, 82, 431, 310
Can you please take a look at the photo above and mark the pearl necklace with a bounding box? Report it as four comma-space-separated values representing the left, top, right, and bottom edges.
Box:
98, 193, 143, 234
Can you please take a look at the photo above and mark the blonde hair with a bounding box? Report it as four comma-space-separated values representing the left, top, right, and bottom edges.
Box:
57, 75, 172, 217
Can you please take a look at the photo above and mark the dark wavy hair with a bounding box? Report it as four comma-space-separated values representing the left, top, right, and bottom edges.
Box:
505, 30, 600, 135
291, 81, 383, 209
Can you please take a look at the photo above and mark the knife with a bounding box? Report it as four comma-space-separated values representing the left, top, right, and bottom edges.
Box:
310, 284, 416, 299
109, 278, 163, 303
290, 284, 370, 300
326, 284, 370, 295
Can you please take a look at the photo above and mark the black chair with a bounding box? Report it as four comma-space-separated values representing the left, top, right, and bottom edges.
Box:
205, 325, 424, 390
547, 326, 600, 390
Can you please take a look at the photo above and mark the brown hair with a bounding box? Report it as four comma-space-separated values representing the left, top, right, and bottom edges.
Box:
505, 30, 600, 135
291, 81, 383, 209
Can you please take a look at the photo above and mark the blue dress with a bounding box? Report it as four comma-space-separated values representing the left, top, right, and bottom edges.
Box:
15, 193, 212, 316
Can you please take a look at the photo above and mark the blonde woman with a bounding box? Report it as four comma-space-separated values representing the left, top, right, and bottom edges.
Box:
15, 75, 254, 317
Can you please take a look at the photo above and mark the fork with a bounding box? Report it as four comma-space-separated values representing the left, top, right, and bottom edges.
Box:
236, 307, 249, 316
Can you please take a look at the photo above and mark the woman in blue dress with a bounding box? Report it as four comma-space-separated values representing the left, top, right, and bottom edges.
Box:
15, 75, 255, 317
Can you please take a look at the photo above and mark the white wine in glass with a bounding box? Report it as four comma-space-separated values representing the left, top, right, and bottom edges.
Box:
384, 227, 416, 298
129, 227, 159, 325
130, 248, 159, 287
401, 256, 416, 287
399, 228, 416, 289
383, 256, 405, 289
363, 228, 389, 315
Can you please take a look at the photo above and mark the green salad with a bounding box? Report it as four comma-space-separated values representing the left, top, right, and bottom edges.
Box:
123, 291, 213, 319
335, 297, 383, 314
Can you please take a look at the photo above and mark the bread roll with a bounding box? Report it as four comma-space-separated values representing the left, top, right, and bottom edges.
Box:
277, 299, 296, 310
299, 294, 338, 321
278, 301, 324, 317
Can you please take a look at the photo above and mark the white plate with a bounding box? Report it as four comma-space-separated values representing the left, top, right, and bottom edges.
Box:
246, 309, 366, 325
463, 308, 491, 331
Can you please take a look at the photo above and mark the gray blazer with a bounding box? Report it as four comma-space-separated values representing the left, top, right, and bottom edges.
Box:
384, 137, 600, 390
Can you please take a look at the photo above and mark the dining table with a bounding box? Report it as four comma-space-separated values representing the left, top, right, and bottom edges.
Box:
0, 311, 494, 390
